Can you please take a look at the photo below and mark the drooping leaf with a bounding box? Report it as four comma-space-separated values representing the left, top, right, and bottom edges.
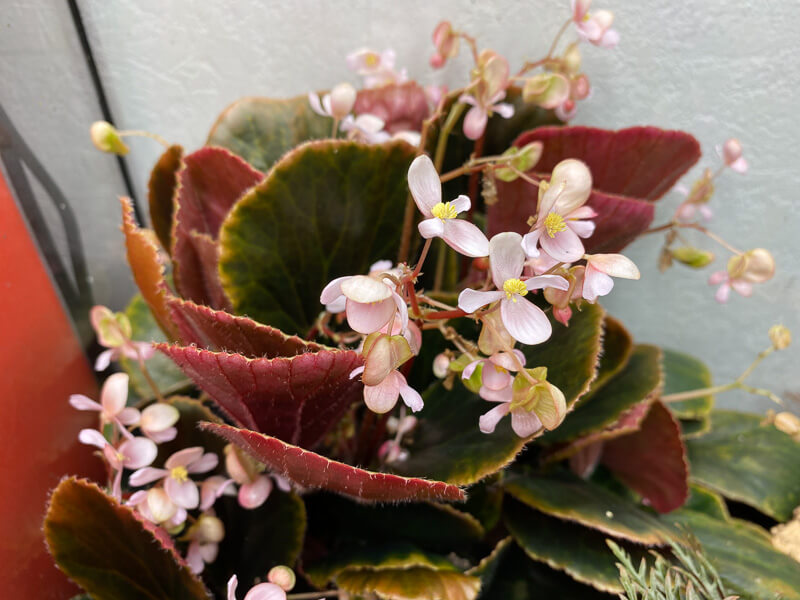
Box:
159, 344, 362, 450
306, 544, 480, 600
202, 422, 465, 503
667, 508, 800, 599
43, 478, 208, 600
120, 198, 179, 340
167, 296, 325, 357
661, 348, 714, 420
203, 491, 306, 597
683, 484, 729, 520
685, 410, 800, 521
504, 470, 673, 545
218, 140, 416, 334
586, 315, 633, 398
505, 498, 648, 594
543, 345, 663, 443
601, 400, 689, 513
120, 293, 189, 400
172, 147, 263, 308
147, 144, 183, 252
207, 94, 334, 172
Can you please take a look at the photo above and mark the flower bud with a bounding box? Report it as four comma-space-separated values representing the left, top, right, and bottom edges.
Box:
495, 142, 544, 182
769, 325, 791, 350
562, 43, 582, 75
329, 83, 357, 120
433, 353, 452, 379
146, 488, 177, 524
268, 565, 296, 592
522, 73, 570, 109
722, 138, 743, 164
90, 305, 132, 348
510, 367, 566, 431
194, 514, 225, 544
727, 248, 775, 283
430, 21, 459, 69
571, 74, 591, 100
90, 121, 129, 155
670, 246, 715, 269
225, 444, 262, 485
361, 333, 413, 386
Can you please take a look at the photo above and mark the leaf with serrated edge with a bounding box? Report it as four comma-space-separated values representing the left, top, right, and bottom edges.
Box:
44, 478, 208, 600
661, 349, 714, 419
585, 316, 633, 399
505, 470, 673, 545
167, 296, 325, 358
686, 410, 800, 521
148, 144, 183, 252
218, 139, 416, 334
543, 345, 663, 444
201, 422, 465, 503
159, 344, 362, 450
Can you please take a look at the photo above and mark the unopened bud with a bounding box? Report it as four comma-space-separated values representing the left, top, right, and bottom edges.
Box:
562, 42, 582, 75
774, 412, 800, 437
722, 138, 743, 165
268, 565, 296, 592
194, 514, 225, 544
769, 325, 791, 350
728, 248, 775, 283
688, 169, 715, 204
433, 353, 451, 379
571, 74, 591, 100
522, 72, 570, 109
90, 305, 132, 348
146, 488, 177, 524
670, 246, 715, 269
329, 83, 357, 120
510, 367, 566, 431
362, 333, 413, 386
90, 121, 129, 155
430, 21, 460, 69
495, 142, 544, 182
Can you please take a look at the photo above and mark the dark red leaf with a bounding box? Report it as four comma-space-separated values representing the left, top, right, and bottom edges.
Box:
601, 400, 689, 513
158, 344, 362, 450
201, 422, 465, 503
167, 296, 325, 358
172, 146, 263, 308
515, 126, 701, 200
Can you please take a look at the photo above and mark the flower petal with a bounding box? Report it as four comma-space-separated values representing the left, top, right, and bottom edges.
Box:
492, 102, 515, 119
147, 427, 177, 443
582, 264, 615, 302
587, 254, 641, 279
510, 409, 543, 437
165, 476, 200, 510
345, 298, 396, 334
539, 226, 585, 263
521, 230, 541, 258
407, 154, 441, 216
441, 219, 490, 257
140, 403, 180, 433
462, 359, 481, 380
101, 372, 130, 417
166, 447, 205, 469
463, 105, 488, 140
524, 274, 569, 292
188, 452, 219, 474
320, 276, 350, 306
500, 298, 553, 345
458, 289, 505, 314
117, 407, 141, 426
78, 428, 108, 450
481, 363, 512, 391
308, 92, 328, 117
243, 583, 287, 600
120, 437, 158, 469
239, 475, 273, 509
479, 385, 514, 403
69, 394, 102, 412
451, 194, 470, 214
363, 372, 402, 414
731, 279, 753, 297
568, 219, 596, 238
200, 476, 235, 511
94, 349, 114, 371
129, 466, 168, 487
489, 232, 526, 287
715, 283, 731, 303
398, 378, 424, 413
340, 275, 392, 303
418, 217, 445, 239
479, 403, 510, 434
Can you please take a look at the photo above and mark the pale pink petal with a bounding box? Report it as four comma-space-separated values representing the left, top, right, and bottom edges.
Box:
675, 202, 697, 222
320, 276, 350, 306
117, 406, 140, 426
481, 362, 512, 391
407, 154, 441, 216
418, 217, 445, 239
345, 298, 396, 334
120, 437, 158, 469
69, 394, 102, 412
568, 206, 598, 219
598, 28, 620, 48
451, 194, 471, 213
510, 409, 543, 437
200, 476, 235, 511
274, 475, 292, 492
228, 575, 239, 600
582, 264, 615, 302
699, 205, 714, 220
398, 378, 424, 413
166, 447, 204, 469
391, 291, 409, 332
489, 232, 526, 287
479, 403, 511, 434
715, 283, 731, 303
126, 490, 148, 506
731, 279, 753, 297
729, 156, 748, 174
490, 350, 525, 372
199, 542, 218, 564
521, 230, 542, 258
146, 427, 177, 443
462, 360, 481, 380
588, 254, 640, 279
111, 468, 123, 501
458, 289, 505, 314
463, 105, 488, 140
441, 219, 490, 257
326, 295, 346, 314
363, 373, 402, 414
243, 582, 287, 600
708, 270, 728, 285
128, 466, 168, 487
94, 349, 114, 371
500, 298, 553, 345
568, 219, 596, 238
188, 452, 219, 474
132, 342, 156, 361
539, 227, 585, 263
524, 274, 569, 292
340, 275, 392, 303
140, 403, 179, 433
457, 93, 477, 107
370, 259, 393, 272
165, 476, 200, 510
349, 365, 365, 379
186, 541, 205, 574
492, 102, 514, 119
78, 428, 108, 450
308, 92, 328, 117
239, 475, 273, 509
101, 372, 129, 417
479, 385, 514, 403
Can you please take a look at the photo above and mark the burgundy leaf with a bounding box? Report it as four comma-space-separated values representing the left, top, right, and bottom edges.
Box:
515, 126, 701, 200
172, 146, 264, 307
354, 81, 430, 134
201, 422, 465, 503
158, 344, 362, 450
147, 144, 183, 252
167, 296, 325, 358
602, 400, 689, 513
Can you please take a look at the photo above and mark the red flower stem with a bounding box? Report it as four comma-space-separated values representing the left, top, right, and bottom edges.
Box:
424, 308, 467, 320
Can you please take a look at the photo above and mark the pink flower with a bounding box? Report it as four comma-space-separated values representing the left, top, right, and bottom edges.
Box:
225, 444, 273, 509
228, 575, 287, 600
463, 350, 526, 402
521, 159, 595, 263
320, 270, 407, 335
346, 48, 407, 88
430, 21, 460, 68
78, 429, 157, 499
673, 169, 715, 222
138, 402, 180, 443
408, 155, 490, 257
199, 475, 236, 511
185, 514, 225, 574
459, 52, 514, 140
458, 232, 569, 345
308, 82, 357, 121
720, 138, 748, 174
350, 366, 423, 414
582, 253, 641, 302
127, 487, 187, 528
572, 0, 620, 48
708, 249, 775, 303
70, 372, 140, 436
129, 447, 219, 510
340, 113, 389, 143
90, 305, 154, 371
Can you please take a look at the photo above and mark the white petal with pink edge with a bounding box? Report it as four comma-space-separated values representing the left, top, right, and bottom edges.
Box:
489, 232, 526, 286
346, 297, 396, 334
166, 476, 200, 510
407, 154, 441, 217
479, 403, 511, 434
582, 264, 615, 302
458, 289, 505, 314
441, 219, 490, 257
510, 409, 543, 437
500, 298, 553, 345
539, 227, 585, 263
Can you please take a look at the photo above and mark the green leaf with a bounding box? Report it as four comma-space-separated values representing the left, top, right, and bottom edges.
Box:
585, 315, 633, 399
147, 144, 183, 252
120, 293, 189, 400
306, 544, 481, 600
662, 349, 714, 419
680, 416, 711, 438
667, 509, 800, 599
543, 344, 663, 443
505, 498, 649, 594
44, 478, 208, 600
207, 95, 333, 172
683, 484, 729, 520
504, 470, 673, 545
218, 140, 417, 334
685, 410, 800, 521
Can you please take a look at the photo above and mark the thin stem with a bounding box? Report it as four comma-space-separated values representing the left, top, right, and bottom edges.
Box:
330, 118, 339, 138
509, 166, 541, 187
737, 346, 774, 383
117, 129, 170, 149
661, 383, 736, 404
546, 18, 573, 61
458, 32, 481, 64
641, 221, 742, 255
417, 293, 457, 311
424, 308, 467, 320
434, 102, 467, 171
136, 349, 166, 403
411, 238, 433, 279
397, 192, 417, 265
288, 591, 343, 599
433, 238, 448, 291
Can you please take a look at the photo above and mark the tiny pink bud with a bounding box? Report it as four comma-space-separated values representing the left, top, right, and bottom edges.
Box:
433, 353, 451, 379
267, 566, 296, 592
722, 138, 743, 164
329, 83, 357, 120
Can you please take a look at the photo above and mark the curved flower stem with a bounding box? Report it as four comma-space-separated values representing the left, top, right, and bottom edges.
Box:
642, 221, 742, 255
116, 129, 170, 149
509, 166, 541, 187
136, 348, 166, 404
288, 590, 344, 599
410, 238, 433, 279
515, 18, 572, 77
434, 102, 467, 171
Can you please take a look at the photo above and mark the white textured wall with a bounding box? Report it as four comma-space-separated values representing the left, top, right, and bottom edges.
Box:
5, 1, 800, 412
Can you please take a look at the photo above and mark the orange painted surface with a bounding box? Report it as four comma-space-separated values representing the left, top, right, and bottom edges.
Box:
0, 173, 103, 597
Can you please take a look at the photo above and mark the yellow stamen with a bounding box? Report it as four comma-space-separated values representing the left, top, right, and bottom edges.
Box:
544, 212, 567, 238
170, 465, 189, 483
431, 202, 458, 220
503, 278, 528, 301
365, 53, 380, 67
